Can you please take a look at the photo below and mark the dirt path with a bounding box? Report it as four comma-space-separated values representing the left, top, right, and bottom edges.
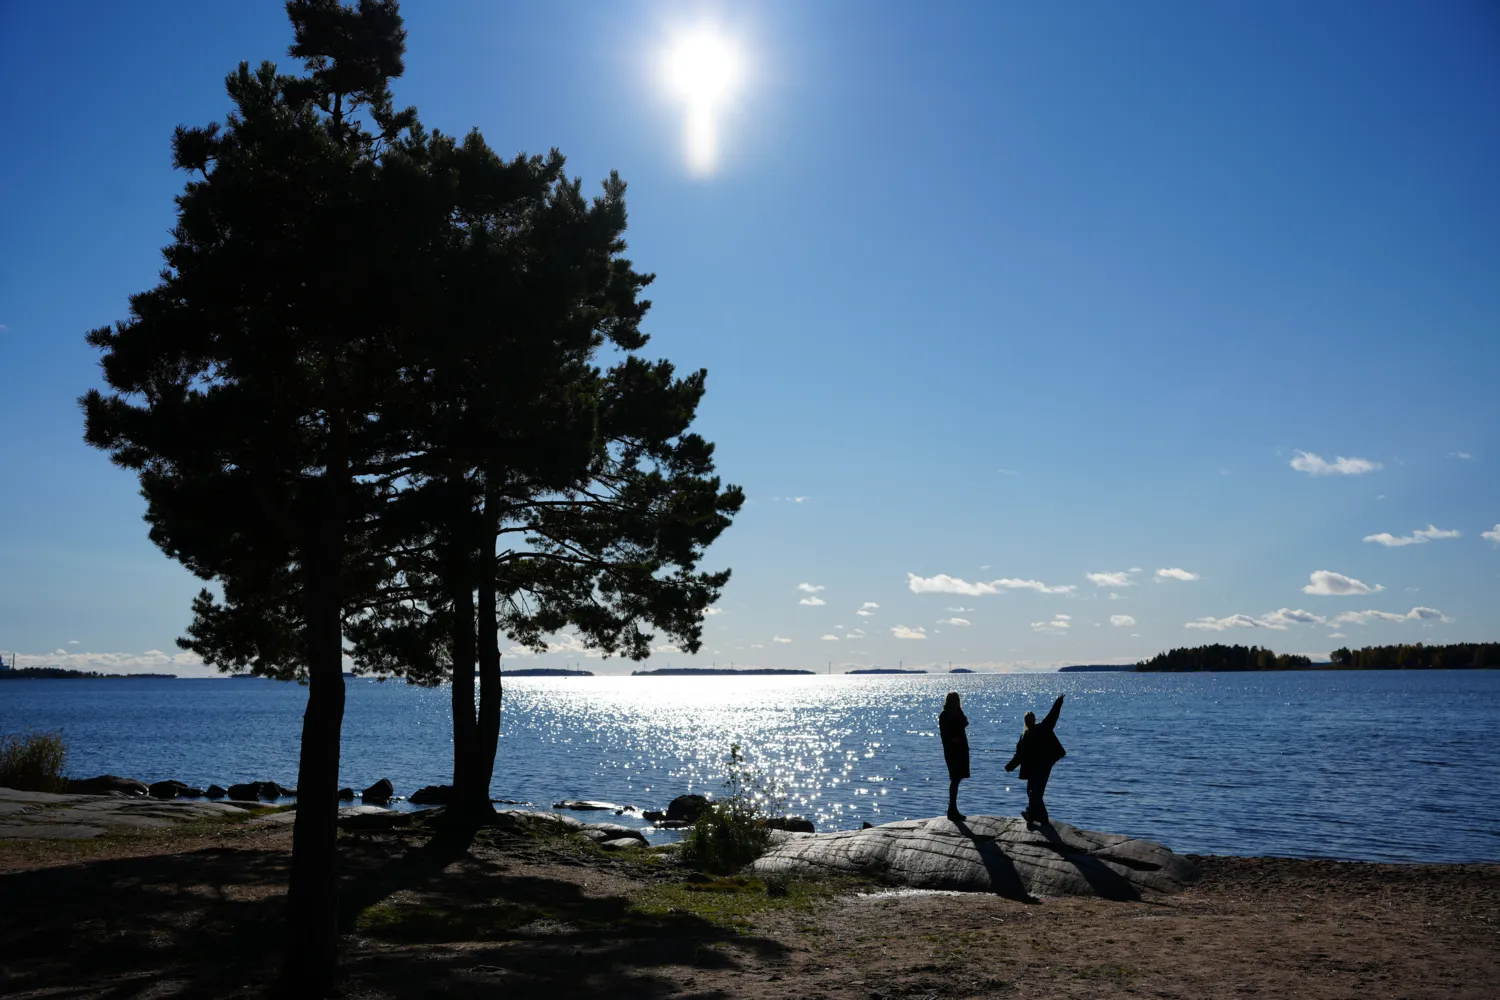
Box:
0, 817, 1495, 999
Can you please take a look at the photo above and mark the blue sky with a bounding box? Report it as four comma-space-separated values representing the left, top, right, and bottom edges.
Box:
2, 1, 1497, 676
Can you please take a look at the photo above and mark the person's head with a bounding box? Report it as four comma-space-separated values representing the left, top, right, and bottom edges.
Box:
944, 691, 961, 711
1024, 711, 1037, 729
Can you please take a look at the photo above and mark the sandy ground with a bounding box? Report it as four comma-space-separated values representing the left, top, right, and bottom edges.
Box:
0, 814, 1495, 999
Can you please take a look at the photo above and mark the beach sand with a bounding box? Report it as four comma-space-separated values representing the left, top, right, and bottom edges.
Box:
0, 815, 1495, 998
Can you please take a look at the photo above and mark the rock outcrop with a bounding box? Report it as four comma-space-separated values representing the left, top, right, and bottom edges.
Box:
752, 815, 1199, 901
409, 785, 453, 805
763, 816, 815, 833
665, 794, 709, 824
148, 780, 206, 800
65, 775, 148, 797
361, 778, 394, 804
205, 785, 229, 799
227, 781, 282, 802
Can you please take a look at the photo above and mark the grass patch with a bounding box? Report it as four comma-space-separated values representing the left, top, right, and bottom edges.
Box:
630, 872, 868, 932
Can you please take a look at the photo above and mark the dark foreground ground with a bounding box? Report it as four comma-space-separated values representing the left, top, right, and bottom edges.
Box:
0, 812, 1495, 999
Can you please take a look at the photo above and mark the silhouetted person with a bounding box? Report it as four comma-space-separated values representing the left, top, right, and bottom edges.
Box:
1004, 694, 1065, 825
939, 691, 970, 820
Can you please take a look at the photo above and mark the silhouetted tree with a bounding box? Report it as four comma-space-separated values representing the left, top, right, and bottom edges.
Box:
83, 1, 425, 991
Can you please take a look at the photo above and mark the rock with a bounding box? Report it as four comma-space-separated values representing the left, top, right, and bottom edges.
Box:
361, 778, 394, 804
579, 822, 648, 845
338, 787, 355, 801
752, 815, 1200, 901
227, 780, 282, 802
643, 810, 666, 822
553, 800, 618, 811
763, 816, 815, 833
205, 785, 228, 799
149, 780, 185, 800
861, 821, 874, 829
599, 837, 644, 851
65, 775, 148, 797
409, 785, 454, 805
490, 810, 584, 837
665, 794, 709, 823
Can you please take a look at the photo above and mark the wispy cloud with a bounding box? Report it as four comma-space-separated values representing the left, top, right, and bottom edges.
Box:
703, 607, 725, 616
14, 648, 211, 677
996, 468, 1020, 476
846, 628, 866, 639
1260, 608, 1323, 626
1482, 525, 1500, 544
799, 596, 826, 606
1184, 614, 1264, 632
907, 573, 1075, 596
1303, 570, 1383, 596
772, 636, 793, 644
891, 625, 927, 640
797, 583, 825, 593
856, 609, 873, 617
1031, 615, 1071, 633
938, 617, 971, 626
821, 634, 839, 641
1155, 568, 1200, 582
1290, 451, 1382, 476
1086, 570, 1137, 588
1184, 607, 1328, 631
773, 496, 811, 503
1109, 615, 1136, 627
1108, 592, 1125, 601
1363, 524, 1460, 547
1449, 452, 1473, 460
1332, 606, 1451, 625
861, 602, 879, 610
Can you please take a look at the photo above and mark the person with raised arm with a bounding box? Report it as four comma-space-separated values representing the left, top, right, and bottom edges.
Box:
1004, 694, 1066, 825
938, 691, 970, 820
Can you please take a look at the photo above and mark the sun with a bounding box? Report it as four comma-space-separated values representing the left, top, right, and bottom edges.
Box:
662, 25, 743, 175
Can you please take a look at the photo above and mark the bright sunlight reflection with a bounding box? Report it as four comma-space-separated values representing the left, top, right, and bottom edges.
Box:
662, 24, 743, 176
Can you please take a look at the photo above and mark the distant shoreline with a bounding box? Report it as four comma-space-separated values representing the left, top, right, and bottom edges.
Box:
0, 668, 176, 680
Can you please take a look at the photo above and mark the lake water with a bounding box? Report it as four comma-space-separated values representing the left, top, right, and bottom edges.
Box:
2, 670, 1496, 863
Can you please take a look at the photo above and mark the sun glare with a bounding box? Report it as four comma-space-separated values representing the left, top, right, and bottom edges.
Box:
663, 25, 743, 175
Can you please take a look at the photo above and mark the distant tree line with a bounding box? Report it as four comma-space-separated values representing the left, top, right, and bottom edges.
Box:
1136, 644, 1313, 672
1329, 643, 1499, 669
0, 668, 174, 680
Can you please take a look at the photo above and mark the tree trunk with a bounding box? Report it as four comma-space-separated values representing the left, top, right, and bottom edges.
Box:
281, 471, 347, 996
448, 553, 478, 816
473, 492, 501, 817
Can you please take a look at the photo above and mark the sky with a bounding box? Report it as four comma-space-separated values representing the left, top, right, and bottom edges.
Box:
1, 1, 1497, 677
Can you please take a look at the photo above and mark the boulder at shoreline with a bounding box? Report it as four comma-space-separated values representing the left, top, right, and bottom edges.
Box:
361, 778, 394, 804
64, 775, 148, 797
752, 814, 1199, 901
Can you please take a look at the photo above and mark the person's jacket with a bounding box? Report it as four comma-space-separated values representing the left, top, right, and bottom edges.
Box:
1004, 695, 1065, 779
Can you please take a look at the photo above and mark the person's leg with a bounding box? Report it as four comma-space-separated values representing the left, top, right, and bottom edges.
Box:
1030, 762, 1053, 822
948, 778, 963, 818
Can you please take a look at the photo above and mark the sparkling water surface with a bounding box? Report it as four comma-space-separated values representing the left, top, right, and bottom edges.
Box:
3, 670, 1496, 863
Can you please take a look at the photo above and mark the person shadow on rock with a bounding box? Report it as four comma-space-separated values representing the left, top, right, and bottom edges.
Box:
1004, 694, 1066, 826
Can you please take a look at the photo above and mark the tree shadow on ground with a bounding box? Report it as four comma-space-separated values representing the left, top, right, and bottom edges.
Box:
0, 846, 290, 999
335, 827, 790, 999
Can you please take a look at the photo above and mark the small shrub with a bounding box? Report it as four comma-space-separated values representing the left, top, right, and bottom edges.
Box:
0, 730, 68, 792
681, 743, 783, 873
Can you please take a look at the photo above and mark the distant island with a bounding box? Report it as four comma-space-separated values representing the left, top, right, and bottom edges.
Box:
1137, 642, 1499, 672
949, 668, 973, 674
1058, 664, 1137, 672
505, 668, 594, 677
631, 668, 814, 676
0, 667, 176, 680
847, 668, 927, 675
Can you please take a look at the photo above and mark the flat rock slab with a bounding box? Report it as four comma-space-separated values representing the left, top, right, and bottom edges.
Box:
0, 786, 252, 840
752, 815, 1199, 901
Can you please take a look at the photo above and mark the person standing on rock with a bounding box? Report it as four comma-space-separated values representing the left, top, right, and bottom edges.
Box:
1004, 694, 1066, 825
939, 691, 970, 820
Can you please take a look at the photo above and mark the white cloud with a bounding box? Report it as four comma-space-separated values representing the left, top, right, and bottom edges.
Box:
856, 609, 873, 617
821, 634, 839, 641
799, 596, 826, 606
997, 468, 1020, 475
1086, 570, 1137, 588
67, 639, 80, 645
1260, 608, 1323, 626
1031, 617, 1071, 633
703, 607, 725, 616
1332, 606, 1451, 625
1155, 568, 1200, 582
14, 648, 213, 677
861, 602, 879, 609
1482, 525, 1500, 544
906, 572, 1074, 596
1327, 632, 1347, 639
1109, 615, 1136, 627
1449, 452, 1473, 460
1303, 570, 1383, 596
1108, 592, 1125, 601
797, 583, 825, 593
1290, 451, 1382, 476
945, 606, 971, 613
751, 643, 764, 649
846, 629, 866, 639
772, 635, 793, 644
891, 625, 927, 640
1363, 524, 1461, 547
653, 643, 681, 654
1185, 614, 1264, 632
938, 617, 971, 626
